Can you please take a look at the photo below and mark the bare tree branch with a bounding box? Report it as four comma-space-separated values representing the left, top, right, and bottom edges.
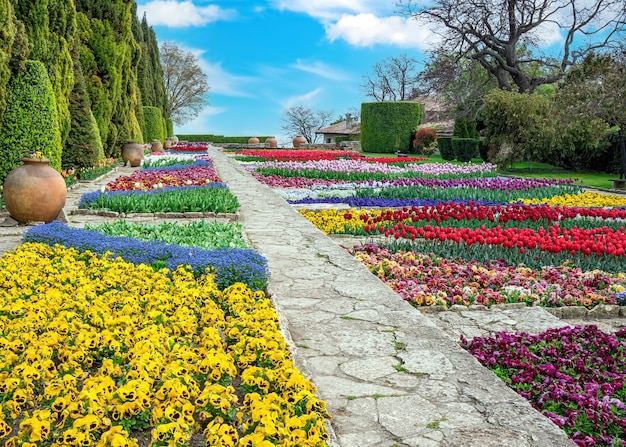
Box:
361, 53, 421, 101
398, 0, 626, 92
281, 106, 334, 144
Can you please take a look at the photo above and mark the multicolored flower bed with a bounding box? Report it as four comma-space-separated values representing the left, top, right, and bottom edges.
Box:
237, 150, 626, 445
349, 244, 624, 308
461, 325, 626, 447
0, 243, 329, 446
78, 154, 240, 214
234, 149, 427, 164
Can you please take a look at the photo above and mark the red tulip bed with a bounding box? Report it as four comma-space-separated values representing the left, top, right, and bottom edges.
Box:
233, 148, 626, 446
167, 141, 210, 153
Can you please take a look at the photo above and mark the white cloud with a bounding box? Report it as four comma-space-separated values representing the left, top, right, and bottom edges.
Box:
292, 59, 350, 80
326, 13, 438, 50
269, 0, 385, 22
281, 87, 324, 109
137, 1, 235, 27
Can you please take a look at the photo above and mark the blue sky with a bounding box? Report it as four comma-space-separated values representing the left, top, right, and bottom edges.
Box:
135, 0, 442, 145
135, 0, 575, 145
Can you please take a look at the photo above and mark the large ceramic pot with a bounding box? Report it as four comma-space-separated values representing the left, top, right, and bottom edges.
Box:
150, 139, 163, 153
248, 136, 260, 145
121, 141, 144, 167
265, 136, 278, 148
3, 157, 67, 223
293, 135, 306, 148
164, 138, 174, 149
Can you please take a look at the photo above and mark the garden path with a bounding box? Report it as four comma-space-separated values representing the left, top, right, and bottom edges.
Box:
0, 150, 623, 446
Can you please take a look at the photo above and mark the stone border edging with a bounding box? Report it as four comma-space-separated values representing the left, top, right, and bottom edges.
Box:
418, 302, 626, 319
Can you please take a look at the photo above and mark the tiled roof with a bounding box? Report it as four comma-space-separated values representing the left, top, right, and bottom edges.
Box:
315, 121, 361, 135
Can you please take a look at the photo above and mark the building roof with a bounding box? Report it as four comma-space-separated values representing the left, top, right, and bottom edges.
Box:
315, 120, 360, 135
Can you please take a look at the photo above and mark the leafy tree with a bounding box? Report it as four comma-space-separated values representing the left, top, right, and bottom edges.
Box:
281, 105, 334, 144
553, 50, 626, 176
361, 53, 420, 101
482, 88, 555, 167
398, 0, 626, 93
0, 60, 62, 183
160, 41, 210, 126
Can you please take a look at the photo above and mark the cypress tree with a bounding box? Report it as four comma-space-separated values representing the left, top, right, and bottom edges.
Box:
0, 60, 62, 183
0, 0, 17, 120
14, 0, 76, 145
64, 37, 102, 170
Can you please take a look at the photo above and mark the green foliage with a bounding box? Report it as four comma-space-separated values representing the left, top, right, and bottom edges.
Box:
137, 13, 167, 112
85, 220, 250, 250
75, 3, 143, 155
15, 0, 77, 146
0, 0, 17, 120
142, 106, 165, 143
437, 137, 454, 160
64, 37, 102, 171
482, 89, 555, 164
360, 102, 422, 153
166, 118, 174, 137
452, 138, 479, 162
0, 60, 62, 183
453, 118, 480, 139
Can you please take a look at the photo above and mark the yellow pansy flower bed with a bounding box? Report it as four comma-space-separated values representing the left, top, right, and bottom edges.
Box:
0, 243, 329, 446
298, 208, 385, 235
516, 190, 626, 207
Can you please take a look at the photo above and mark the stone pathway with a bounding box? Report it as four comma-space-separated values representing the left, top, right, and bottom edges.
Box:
2, 149, 624, 446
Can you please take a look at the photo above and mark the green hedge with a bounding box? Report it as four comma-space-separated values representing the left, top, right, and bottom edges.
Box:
0, 60, 62, 183
176, 134, 273, 144
360, 102, 422, 153
438, 137, 454, 160
452, 138, 479, 162
166, 118, 174, 138
453, 118, 480, 139
142, 106, 165, 143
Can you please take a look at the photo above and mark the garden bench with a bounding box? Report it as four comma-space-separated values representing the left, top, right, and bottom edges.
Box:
611, 178, 626, 190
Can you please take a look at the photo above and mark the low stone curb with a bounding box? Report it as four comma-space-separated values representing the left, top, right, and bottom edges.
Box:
418, 302, 626, 319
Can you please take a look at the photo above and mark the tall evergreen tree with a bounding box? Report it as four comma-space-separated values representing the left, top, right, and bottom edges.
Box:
0, 0, 17, 120
14, 0, 76, 144
64, 37, 102, 170
0, 60, 62, 183
75, 0, 143, 154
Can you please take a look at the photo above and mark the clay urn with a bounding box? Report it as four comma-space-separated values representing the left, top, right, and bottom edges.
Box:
293, 135, 306, 148
265, 136, 278, 148
150, 139, 163, 153
3, 157, 67, 223
248, 136, 260, 145
121, 141, 144, 167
